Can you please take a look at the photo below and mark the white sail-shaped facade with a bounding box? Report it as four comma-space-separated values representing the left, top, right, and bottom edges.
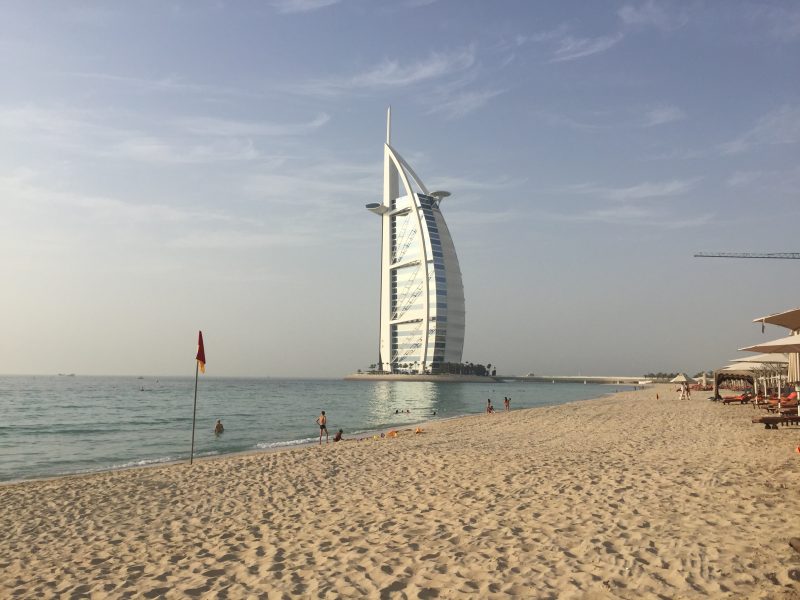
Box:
366, 110, 465, 374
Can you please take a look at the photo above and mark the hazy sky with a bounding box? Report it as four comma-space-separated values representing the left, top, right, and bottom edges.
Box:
1, 1, 799, 377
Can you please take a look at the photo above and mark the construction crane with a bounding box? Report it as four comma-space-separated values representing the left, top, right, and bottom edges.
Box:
694, 252, 800, 259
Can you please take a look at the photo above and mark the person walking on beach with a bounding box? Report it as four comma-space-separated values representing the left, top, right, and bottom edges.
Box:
316, 410, 328, 444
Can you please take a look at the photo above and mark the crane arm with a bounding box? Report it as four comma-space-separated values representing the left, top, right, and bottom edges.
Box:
694, 252, 800, 259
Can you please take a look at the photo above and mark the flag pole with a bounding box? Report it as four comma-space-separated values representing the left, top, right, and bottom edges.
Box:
190, 359, 199, 465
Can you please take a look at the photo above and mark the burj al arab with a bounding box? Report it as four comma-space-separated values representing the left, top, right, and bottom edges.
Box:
365, 109, 465, 375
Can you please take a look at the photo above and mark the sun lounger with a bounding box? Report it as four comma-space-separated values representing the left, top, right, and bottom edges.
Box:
762, 392, 798, 406
763, 402, 798, 413
722, 394, 751, 405
751, 414, 800, 429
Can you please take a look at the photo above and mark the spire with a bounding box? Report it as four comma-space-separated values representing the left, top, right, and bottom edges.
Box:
386, 106, 391, 145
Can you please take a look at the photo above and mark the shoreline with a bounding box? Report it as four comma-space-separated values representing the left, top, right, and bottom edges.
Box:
2, 382, 632, 486
3, 384, 798, 598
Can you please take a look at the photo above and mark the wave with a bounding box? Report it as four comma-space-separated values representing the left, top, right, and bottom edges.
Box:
255, 436, 317, 450
99, 455, 180, 471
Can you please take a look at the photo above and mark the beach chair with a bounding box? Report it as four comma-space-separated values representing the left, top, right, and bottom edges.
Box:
751, 414, 800, 429
722, 393, 751, 405
763, 396, 798, 413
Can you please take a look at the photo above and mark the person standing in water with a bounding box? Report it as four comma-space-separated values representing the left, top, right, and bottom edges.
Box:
316, 410, 328, 444
214, 419, 224, 434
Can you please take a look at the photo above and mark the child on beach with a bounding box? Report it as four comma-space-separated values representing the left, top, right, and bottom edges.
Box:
333, 428, 343, 442
316, 411, 328, 444
486, 399, 494, 414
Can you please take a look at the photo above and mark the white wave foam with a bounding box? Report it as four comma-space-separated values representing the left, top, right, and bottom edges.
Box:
256, 437, 317, 450
108, 456, 177, 470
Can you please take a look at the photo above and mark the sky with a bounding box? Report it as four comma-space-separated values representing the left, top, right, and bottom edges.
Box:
1, 0, 799, 378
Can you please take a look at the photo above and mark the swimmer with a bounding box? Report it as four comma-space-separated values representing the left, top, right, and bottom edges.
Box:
214, 419, 224, 434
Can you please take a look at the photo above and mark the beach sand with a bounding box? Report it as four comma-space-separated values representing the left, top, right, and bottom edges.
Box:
2, 384, 799, 599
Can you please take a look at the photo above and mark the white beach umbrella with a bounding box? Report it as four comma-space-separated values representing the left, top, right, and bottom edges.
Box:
741, 334, 800, 413
670, 373, 695, 399
740, 342, 800, 384
723, 362, 786, 395
670, 373, 696, 384
722, 362, 768, 371
730, 354, 789, 364
740, 335, 800, 355
753, 307, 800, 332
751, 307, 800, 388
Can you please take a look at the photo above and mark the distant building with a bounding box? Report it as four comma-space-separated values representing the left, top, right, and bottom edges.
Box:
365, 109, 465, 374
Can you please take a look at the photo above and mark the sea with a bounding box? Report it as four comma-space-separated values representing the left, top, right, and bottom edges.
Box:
0, 376, 632, 483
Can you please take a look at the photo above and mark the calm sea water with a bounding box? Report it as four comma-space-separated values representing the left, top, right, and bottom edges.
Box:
0, 376, 631, 482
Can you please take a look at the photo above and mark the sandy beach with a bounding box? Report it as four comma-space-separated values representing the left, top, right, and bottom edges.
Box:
2, 384, 799, 599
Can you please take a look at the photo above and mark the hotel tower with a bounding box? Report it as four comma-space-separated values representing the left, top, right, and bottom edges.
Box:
366, 109, 465, 374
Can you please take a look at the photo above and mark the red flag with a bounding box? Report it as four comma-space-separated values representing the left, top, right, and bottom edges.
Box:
196, 331, 206, 374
